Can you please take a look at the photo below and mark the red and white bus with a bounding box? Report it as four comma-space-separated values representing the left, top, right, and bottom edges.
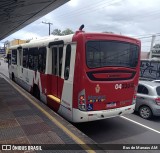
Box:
8, 26, 141, 123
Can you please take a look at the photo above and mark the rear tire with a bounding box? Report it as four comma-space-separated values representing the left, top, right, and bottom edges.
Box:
139, 106, 152, 119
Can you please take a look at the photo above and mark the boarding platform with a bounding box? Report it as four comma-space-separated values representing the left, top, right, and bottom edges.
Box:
0, 74, 100, 152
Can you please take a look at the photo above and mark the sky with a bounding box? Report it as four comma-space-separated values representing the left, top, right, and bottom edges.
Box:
1, 0, 160, 51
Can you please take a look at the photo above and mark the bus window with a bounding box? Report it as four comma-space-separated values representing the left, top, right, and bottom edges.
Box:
28, 48, 38, 71
38, 47, 46, 73
86, 41, 139, 68
64, 44, 71, 80
33, 48, 38, 71
59, 47, 63, 77
19, 49, 23, 66
23, 48, 28, 68
28, 48, 34, 70
7, 54, 11, 66
52, 47, 57, 75
12, 49, 17, 65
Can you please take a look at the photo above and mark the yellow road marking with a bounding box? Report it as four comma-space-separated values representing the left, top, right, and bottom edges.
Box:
4, 78, 96, 153
47, 95, 61, 103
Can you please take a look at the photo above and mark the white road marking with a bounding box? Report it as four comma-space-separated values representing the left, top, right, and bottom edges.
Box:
121, 116, 160, 134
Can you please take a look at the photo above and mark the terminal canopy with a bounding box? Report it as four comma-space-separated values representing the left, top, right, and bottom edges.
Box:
0, 0, 69, 40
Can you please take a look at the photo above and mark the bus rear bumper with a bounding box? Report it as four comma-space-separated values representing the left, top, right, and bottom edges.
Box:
72, 104, 135, 123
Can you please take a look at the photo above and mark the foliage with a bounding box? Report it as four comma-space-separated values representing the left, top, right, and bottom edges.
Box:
61, 28, 74, 35
52, 29, 62, 35
153, 44, 160, 49
52, 28, 74, 36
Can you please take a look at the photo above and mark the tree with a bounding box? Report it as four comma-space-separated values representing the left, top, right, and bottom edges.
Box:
52, 28, 74, 36
153, 44, 160, 49
52, 29, 62, 35
61, 28, 74, 35
152, 44, 160, 53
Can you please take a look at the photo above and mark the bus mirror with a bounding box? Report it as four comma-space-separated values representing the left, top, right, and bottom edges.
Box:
64, 67, 70, 80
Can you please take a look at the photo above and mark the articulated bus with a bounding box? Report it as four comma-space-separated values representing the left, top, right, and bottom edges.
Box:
8, 26, 141, 123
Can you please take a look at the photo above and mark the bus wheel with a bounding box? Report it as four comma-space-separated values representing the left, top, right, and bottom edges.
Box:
33, 85, 40, 100
12, 73, 15, 82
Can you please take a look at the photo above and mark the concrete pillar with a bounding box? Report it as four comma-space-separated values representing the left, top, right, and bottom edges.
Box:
149, 35, 156, 59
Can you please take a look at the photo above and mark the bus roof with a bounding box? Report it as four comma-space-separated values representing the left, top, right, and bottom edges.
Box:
9, 31, 140, 50
74, 31, 140, 44
9, 34, 74, 49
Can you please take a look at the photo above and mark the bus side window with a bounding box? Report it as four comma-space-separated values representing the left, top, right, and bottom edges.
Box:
7, 54, 11, 66
52, 47, 57, 75
59, 46, 63, 77
33, 48, 38, 71
28, 48, 34, 70
19, 49, 23, 66
38, 47, 46, 73
28, 48, 38, 71
23, 48, 28, 68
12, 49, 17, 65
64, 44, 71, 80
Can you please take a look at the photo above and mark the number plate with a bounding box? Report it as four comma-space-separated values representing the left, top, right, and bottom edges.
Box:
107, 102, 116, 108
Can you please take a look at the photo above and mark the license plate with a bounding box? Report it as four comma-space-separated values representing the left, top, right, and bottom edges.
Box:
107, 102, 116, 108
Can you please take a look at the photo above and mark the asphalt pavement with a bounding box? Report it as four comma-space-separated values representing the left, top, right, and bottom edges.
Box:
74, 113, 160, 153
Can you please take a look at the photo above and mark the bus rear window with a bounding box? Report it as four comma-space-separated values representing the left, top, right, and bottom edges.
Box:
86, 41, 139, 68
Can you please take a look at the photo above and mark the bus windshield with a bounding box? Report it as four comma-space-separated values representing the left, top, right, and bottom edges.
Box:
86, 40, 139, 68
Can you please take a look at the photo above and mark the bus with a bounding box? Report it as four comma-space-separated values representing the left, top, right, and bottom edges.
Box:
8, 26, 141, 123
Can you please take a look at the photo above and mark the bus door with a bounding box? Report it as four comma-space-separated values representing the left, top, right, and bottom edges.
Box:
17, 47, 23, 81
59, 43, 76, 121
22, 48, 29, 91
10, 49, 18, 81
51, 44, 64, 100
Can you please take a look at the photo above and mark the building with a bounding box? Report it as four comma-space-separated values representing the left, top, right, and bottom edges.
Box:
9, 39, 26, 47
0, 47, 5, 54
5, 39, 26, 54
141, 51, 149, 59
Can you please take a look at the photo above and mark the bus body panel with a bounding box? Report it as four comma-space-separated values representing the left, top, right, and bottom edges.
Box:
72, 32, 140, 118
57, 43, 77, 122
72, 104, 135, 123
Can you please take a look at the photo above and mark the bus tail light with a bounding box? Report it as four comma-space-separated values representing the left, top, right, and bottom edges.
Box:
78, 95, 86, 111
78, 90, 86, 111
155, 98, 160, 105
132, 85, 137, 104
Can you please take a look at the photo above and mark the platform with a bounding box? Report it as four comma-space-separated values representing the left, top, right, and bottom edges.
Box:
0, 74, 100, 152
